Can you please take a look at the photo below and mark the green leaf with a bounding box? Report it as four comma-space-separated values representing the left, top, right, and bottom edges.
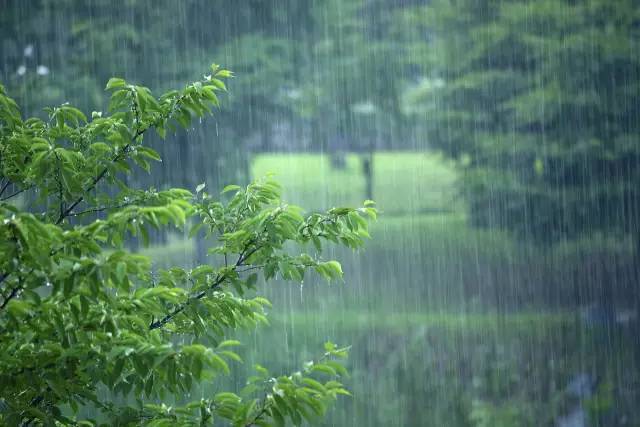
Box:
221, 184, 241, 194
217, 340, 242, 348
216, 69, 233, 78
105, 77, 126, 90
246, 273, 258, 288
311, 364, 336, 376
138, 146, 162, 162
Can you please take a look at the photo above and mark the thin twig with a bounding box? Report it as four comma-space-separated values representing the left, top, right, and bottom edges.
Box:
167, 211, 284, 327
0, 286, 20, 309
149, 237, 264, 330
236, 265, 265, 273
0, 186, 29, 202
67, 202, 134, 217
245, 404, 270, 427
1, 227, 22, 307
0, 179, 10, 198
56, 82, 192, 225
148, 273, 226, 330
55, 140, 135, 225
0, 222, 20, 290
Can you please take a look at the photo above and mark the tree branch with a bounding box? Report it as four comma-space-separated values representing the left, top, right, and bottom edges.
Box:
149, 206, 285, 331
1, 88, 189, 298
149, 240, 264, 331
67, 201, 135, 218
244, 403, 270, 427
236, 264, 265, 273
1, 80, 208, 310
0, 222, 20, 291
55, 140, 136, 225
0, 179, 9, 198
55, 83, 193, 225
0, 285, 20, 309
148, 273, 226, 330
0, 186, 30, 202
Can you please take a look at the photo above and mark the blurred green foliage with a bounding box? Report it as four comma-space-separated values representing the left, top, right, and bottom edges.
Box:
408, 0, 640, 247
1, 0, 413, 149
252, 152, 459, 216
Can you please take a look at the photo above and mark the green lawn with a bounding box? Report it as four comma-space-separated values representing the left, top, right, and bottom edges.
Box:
266, 309, 574, 336
251, 151, 460, 215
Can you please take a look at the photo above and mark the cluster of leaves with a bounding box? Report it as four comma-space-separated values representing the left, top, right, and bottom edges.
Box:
0, 67, 375, 426
138, 342, 352, 427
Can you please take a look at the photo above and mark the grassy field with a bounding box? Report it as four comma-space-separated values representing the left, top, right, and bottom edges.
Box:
251, 151, 460, 215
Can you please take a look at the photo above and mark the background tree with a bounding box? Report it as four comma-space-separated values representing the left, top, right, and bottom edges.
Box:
408, 0, 640, 259
0, 68, 375, 425
416, 0, 640, 241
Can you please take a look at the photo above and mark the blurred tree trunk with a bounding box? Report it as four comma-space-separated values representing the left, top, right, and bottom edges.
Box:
362, 151, 373, 201
195, 236, 207, 267
635, 233, 640, 309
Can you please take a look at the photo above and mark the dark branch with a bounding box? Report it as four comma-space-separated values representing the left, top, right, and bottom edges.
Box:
67, 202, 135, 218
149, 273, 226, 330
0, 186, 29, 202
236, 265, 265, 273
0, 179, 10, 198
149, 239, 264, 331
55, 84, 192, 225
0, 222, 20, 290
0, 286, 20, 309
245, 405, 270, 427
55, 140, 135, 225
